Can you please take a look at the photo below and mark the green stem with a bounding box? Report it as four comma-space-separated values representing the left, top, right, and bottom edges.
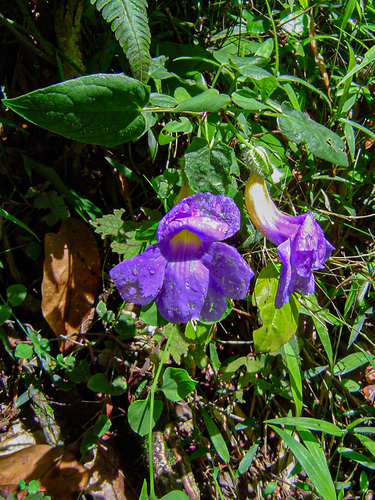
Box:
265, 0, 279, 77
148, 327, 175, 500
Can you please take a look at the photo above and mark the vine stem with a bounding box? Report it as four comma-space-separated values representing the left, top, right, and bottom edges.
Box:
148, 327, 175, 500
264, 0, 280, 77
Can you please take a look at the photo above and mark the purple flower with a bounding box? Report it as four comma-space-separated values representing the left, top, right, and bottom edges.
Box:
110, 192, 254, 323
245, 173, 334, 309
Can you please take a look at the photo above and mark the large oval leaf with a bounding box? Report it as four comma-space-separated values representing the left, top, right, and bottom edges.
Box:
278, 102, 348, 165
253, 265, 300, 352
3, 74, 150, 147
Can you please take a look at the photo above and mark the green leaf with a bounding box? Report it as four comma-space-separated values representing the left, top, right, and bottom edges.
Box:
23, 156, 102, 221
87, 373, 127, 395
34, 191, 70, 226
127, 398, 163, 436
201, 407, 230, 463
184, 137, 237, 194
0, 305, 12, 324
333, 352, 371, 376
91, 209, 126, 236
253, 265, 300, 352
160, 367, 197, 402
93, 414, 112, 437
266, 417, 345, 437
0, 208, 40, 241
80, 429, 98, 454
173, 89, 230, 113
283, 340, 303, 417
96, 300, 115, 323
67, 359, 90, 383
0, 326, 14, 359
3, 74, 150, 147
355, 434, 375, 459
270, 426, 337, 500
236, 439, 260, 476
115, 314, 136, 338
231, 92, 274, 111
7, 284, 27, 307
338, 447, 375, 470
159, 492, 190, 500
15, 343, 34, 359
90, 0, 151, 83
140, 302, 168, 327
277, 103, 348, 165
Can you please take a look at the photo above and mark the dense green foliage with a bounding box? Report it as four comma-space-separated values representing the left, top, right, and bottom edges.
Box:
0, 0, 374, 499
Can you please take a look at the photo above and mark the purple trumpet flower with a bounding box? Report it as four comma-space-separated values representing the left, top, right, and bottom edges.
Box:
110, 192, 254, 323
245, 173, 334, 309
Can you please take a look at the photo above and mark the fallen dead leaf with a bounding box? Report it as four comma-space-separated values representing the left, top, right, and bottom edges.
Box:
0, 444, 90, 499
41, 218, 100, 352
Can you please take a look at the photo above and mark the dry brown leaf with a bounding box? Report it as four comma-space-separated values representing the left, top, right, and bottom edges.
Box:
88, 441, 138, 500
42, 218, 100, 352
0, 444, 90, 499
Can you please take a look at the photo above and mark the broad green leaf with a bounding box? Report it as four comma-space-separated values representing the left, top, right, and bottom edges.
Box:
0, 305, 12, 324
184, 137, 237, 194
15, 343, 34, 359
201, 407, 230, 463
3, 74, 150, 147
127, 398, 163, 436
7, 284, 27, 307
173, 89, 230, 113
266, 417, 345, 437
231, 92, 274, 111
140, 302, 168, 327
237, 66, 278, 100
283, 340, 303, 417
278, 103, 348, 165
333, 352, 371, 376
270, 426, 337, 500
160, 367, 197, 402
93, 414, 112, 437
115, 314, 136, 338
253, 265, 300, 353
87, 373, 127, 395
90, 0, 151, 83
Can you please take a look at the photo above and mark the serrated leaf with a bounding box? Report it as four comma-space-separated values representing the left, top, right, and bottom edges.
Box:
184, 137, 237, 194
91, 0, 151, 83
91, 209, 126, 237
34, 191, 69, 226
253, 265, 300, 352
160, 367, 197, 402
3, 74, 150, 147
278, 102, 348, 165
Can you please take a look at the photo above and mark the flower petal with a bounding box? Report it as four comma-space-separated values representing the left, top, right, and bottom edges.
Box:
276, 239, 316, 308
109, 244, 167, 305
200, 276, 229, 322
157, 192, 241, 243
156, 258, 209, 323
201, 242, 253, 299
